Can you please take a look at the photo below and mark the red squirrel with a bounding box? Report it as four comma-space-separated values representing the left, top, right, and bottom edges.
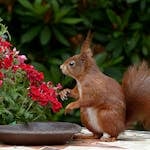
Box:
59, 31, 150, 142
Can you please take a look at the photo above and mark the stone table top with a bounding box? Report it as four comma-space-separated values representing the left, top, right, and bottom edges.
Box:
0, 129, 149, 150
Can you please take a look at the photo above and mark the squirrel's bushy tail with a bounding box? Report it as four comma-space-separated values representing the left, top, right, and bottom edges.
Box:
122, 61, 150, 130
122, 61, 150, 100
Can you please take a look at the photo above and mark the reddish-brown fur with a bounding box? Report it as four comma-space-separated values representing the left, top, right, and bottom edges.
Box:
122, 62, 150, 130
59, 31, 150, 141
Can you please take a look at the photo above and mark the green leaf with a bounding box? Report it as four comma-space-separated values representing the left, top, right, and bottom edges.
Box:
49, 58, 62, 65
129, 22, 142, 30
34, 0, 42, 5
40, 26, 51, 45
101, 56, 123, 69
143, 35, 150, 49
94, 32, 109, 42
95, 52, 107, 66
106, 9, 121, 28
106, 39, 123, 52
60, 18, 83, 24
53, 28, 70, 46
54, 7, 72, 23
33, 1, 49, 15
32, 62, 47, 72
142, 46, 148, 56
113, 31, 123, 38
0, 19, 11, 40
120, 9, 132, 30
140, 0, 146, 11
110, 57, 124, 66
104, 67, 123, 81
49, 66, 61, 83
81, 16, 92, 27
126, 32, 140, 53
50, 0, 59, 14
18, 0, 33, 10
131, 54, 140, 63
24, 112, 33, 120
21, 26, 41, 43
126, 0, 139, 4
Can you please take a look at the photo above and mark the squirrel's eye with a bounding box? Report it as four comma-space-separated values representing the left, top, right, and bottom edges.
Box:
69, 61, 75, 66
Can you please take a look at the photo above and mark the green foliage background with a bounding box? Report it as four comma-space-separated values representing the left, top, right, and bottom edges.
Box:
0, 0, 150, 124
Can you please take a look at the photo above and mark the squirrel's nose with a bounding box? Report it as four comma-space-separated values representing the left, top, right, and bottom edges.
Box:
60, 65, 63, 70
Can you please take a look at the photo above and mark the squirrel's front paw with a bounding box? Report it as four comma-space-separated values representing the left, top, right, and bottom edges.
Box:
59, 88, 70, 101
65, 106, 72, 114
65, 101, 80, 114
65, 103, 74, 114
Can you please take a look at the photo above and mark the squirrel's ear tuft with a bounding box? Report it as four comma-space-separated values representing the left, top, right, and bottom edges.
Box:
80, 30, 93, 57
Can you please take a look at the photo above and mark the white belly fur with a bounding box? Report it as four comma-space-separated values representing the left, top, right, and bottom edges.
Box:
77, 80, 103, 133
86, 107, 103, 133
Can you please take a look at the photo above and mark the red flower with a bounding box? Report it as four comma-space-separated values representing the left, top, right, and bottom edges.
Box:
20, 64, 34, 71
51, 98, 62, 113
2, 55, 13, 69
12, 65, 20, 71
29, 85, 41, 100
20, 64, 44, 85
29, 83, 62, 112
0, 37, 11, 49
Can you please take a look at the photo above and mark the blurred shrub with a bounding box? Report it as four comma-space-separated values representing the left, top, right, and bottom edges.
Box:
0, 0, 149, 123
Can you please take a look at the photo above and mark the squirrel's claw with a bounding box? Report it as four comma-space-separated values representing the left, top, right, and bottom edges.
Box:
62, 95, 68, 101
59, 89, 70, 101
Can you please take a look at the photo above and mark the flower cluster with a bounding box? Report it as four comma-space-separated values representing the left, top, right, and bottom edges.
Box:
0, 37, 62, 113
29, 82, 62, 112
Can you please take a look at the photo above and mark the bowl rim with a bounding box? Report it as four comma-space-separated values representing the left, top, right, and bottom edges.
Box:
0, 121, 81, 135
